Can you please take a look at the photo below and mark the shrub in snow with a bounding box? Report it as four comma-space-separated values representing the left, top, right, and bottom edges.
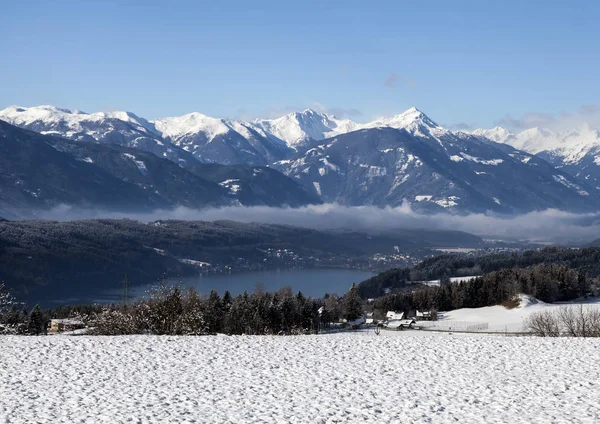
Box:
525, 305, 600, 337
88, 283, 208, 336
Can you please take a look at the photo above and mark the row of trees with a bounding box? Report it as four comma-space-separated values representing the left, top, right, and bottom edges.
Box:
0, 283, 46, 335
525, 306, 600, 337
51, 282, 364, 336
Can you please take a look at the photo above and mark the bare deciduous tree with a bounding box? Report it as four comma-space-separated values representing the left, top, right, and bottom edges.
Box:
525, 306, 600, 337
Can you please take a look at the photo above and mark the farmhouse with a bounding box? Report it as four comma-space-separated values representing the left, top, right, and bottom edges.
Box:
384, 318, 416, 330
384, 311, 416, 330
416, 310, 435, 321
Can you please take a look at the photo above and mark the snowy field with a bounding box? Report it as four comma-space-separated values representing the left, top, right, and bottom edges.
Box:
420, 294, 600, 333
1, 332, 600, 423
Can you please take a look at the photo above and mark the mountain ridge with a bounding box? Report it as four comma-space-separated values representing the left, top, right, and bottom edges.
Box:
4, 104, 600, 214
0, 121, 321, 217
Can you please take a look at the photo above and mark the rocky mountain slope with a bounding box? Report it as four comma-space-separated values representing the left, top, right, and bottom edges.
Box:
0, 121, 320, 217
153, 112, 294, 165
272, 110, 600, 213
4, 104, 600, 214
0, 105, 196, 164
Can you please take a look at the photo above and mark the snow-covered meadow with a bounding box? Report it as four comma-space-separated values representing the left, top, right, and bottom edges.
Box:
421, 294, 600, 333
1, 331, 599, 423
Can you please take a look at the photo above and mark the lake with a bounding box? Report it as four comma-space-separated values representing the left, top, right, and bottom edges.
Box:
125, 268, 377, 300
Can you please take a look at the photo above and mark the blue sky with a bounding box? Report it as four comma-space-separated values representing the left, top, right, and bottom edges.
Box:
2, 0, 599, 128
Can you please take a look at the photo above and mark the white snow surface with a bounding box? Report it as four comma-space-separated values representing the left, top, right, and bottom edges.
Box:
1, 332, 600, 423
425, 294, 600, 333
219, 179, 242, 193
425, 275, 479, 286
312, 181, 322, 195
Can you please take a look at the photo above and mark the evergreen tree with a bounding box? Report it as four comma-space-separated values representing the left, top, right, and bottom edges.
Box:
27, 305, 46, 335
206, 290, 223, 333
343, 283, 363, 321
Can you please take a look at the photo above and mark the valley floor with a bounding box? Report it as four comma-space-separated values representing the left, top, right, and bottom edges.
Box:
1, 331, 599, 423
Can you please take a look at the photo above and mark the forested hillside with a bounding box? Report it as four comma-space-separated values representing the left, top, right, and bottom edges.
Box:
358, 247, 600, 299
0, 219, 481, 305
357, 247, 600, 319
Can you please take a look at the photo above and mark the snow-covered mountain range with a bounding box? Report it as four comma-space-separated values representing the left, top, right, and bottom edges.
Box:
0, 120, 321, 218
2, 104, 600, 214
273, 111, 599, 213
472, 125, 600, 186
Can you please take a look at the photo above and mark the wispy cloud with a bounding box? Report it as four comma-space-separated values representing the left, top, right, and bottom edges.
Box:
312, 102, 362, 119
384, 73, 399, 88
384, 73, 416, 89
448, 122, 473, 131
328, 107, 362, 118
495, 105, 600, 132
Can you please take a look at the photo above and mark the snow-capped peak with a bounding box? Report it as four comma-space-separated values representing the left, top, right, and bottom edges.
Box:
253, 109, 360, 147
0, 104, 82, 125
153, 112, 231, 140
471, 126, 514, 143
375, 107, 438, 127
361, 107, 443, 138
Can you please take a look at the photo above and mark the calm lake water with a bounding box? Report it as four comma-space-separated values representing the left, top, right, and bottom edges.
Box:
127, 268, 377, 299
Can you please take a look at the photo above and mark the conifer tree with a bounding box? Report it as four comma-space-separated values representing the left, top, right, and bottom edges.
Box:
206, 290, 223, 333
27, 305, 46, 335
343, 283, 363, 321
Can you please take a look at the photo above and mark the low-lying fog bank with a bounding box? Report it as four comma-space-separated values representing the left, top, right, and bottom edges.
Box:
31, 203, 600, 244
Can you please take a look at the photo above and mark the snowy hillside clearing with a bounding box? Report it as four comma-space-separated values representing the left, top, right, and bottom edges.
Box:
421, 294, 600, 333
1, 332, 599, 423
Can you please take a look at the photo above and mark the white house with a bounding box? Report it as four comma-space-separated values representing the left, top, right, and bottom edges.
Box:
386, 311, 404, 321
